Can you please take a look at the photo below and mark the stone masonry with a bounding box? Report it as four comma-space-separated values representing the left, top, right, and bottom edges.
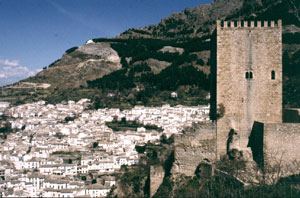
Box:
216, 20, 282, 157
150, 165, 165, 197
249, 122, 300, 177
172, 122, 216, 176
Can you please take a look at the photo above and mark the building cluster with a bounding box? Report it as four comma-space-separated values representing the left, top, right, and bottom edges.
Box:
0, 100, 209, 197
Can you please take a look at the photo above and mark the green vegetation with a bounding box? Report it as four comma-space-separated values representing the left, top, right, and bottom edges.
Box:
119, 164, 148, 196
135, 145, 146, 154
3, 1, 299, 109
160, 134, 174, 145
0, 122, 12, 133
88, 64, 209, 91
154, 155, 300, 198
65, 46, 78, 54
106, 119, 163, 132
0, 122, 13, 139
88, 72, 209, 109
109, 136, 174, 198
216, 103, 225, 119
48, 58, 61, 67
155, 175, 243, 198
283, 49, 300, 107
197, 175, 300, 198
283, 33, 300, 44
64, 116, 76, 122
92, 37, 210, 63
228, 0, 300, 27
85, 37, 210, 109
87, 68, 135, 91
154, 65, 209, 91
112, 130, 300, 198
52, 151, 73, 155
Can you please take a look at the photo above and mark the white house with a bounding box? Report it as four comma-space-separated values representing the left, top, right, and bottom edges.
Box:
85, 184, 111, 198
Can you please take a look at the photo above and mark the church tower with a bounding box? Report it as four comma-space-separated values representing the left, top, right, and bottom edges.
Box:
214, 20, 282, 157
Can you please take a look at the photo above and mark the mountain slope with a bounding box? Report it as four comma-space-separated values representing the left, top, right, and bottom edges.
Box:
120, 0, 299, 38
28, 43, 122, 88
0, 0, 299, 107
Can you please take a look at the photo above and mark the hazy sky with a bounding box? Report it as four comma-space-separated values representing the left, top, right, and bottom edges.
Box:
0, 0, 213, 86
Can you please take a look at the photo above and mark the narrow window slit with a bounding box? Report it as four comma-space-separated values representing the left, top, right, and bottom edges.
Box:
271, 70, 275, 80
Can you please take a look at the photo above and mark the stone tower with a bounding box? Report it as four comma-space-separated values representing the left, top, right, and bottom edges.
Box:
214, 20, 282, 157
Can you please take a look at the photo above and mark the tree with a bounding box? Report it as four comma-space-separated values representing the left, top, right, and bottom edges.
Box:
216, 103, 225, 120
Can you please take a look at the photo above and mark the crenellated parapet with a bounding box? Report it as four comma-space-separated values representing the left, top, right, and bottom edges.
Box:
216, 20, 282, 28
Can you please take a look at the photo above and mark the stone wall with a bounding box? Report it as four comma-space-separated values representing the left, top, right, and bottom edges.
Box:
216, 20, 282, 157
171, 122, 216, 176
150, 165, 164, 197
264, 123, 300, 168
249, 122, 300, 175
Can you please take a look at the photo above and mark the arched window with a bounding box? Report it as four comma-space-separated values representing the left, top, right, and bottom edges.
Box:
245, 72, 249, 79
271, 70, 275, 80
250, 72, 253, 79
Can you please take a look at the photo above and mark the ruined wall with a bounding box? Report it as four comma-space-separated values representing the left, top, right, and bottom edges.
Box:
216, 20, 282, 157
249, 122, 300, 175
263, 123, 300, 168
150, 165, 164, 197
172, 122, 216, 176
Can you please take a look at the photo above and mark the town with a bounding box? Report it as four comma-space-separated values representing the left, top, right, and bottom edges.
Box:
0, 99, 209, 197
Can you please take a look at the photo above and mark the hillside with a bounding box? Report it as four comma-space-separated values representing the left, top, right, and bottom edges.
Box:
0, 0, 299, 108
119, 0, 300, 38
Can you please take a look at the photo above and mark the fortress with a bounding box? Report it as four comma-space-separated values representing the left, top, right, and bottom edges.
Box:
211, 19, 300, 171
172, 20, 300, 178
215, 20, 282, 156
150, 20, 300, 194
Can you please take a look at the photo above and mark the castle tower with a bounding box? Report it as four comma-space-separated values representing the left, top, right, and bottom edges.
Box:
215, 20, 282, 157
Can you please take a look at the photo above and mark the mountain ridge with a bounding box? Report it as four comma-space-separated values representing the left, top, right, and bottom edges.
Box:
118, 0, 299, 39
0, 0, 299, 108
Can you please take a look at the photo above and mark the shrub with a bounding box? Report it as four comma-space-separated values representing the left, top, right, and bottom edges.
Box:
48, 59, 61, 67
283, 33, 300, 44
216, 103, 225, 119
65, 46, 78, 54
197, 59, 205, 66
135, 145, 146, 154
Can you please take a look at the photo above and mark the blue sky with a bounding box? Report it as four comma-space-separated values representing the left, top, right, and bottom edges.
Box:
0, 0, 212, 86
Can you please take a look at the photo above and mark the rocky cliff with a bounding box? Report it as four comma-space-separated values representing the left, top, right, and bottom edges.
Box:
33, 43, 122, 88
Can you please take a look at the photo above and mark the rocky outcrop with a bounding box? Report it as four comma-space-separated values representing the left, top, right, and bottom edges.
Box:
30, 42, 122, 88
77, 43, 121, 64
158, 46, 184, 55
144, 58, 172, 74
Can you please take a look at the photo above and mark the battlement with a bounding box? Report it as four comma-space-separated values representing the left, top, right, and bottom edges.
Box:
217, 20, 282, 28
